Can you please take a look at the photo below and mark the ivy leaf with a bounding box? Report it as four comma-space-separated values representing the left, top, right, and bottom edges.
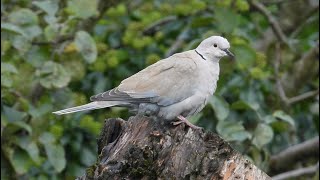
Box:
80, 147, 96, 166
33, 0, 58, 16
10, 121, 32, 134
39, 132, 66, 172
2, 106, 27, 122
44, 143, 66, 172
252, 123, 274, 149
216, 121, 252, 142
39, 132, 56, 144
233, 44, 256, 69
8, 8, 38, 26
44, 24, 59, 41
14, 136, 41, 165
67, 0, 98, 19
231, 100, 252, 110
273, 110, 295, 127
12, 35, 31, 53
36, 61, 71, 89
208, 95, 230, 121
1, 62, 18, 74
22, 25, 42, 40
74, 31, 97, 63
29, 103, 53, 118
79, 115, 102, 135
9, 149, 34, 174
189, 112, 203, 124
1, 74, 13, 87
1, 23, 26, 36
215, 8, 239, 34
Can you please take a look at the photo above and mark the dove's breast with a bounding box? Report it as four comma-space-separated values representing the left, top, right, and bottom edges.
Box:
176, 60, 220, 118
197, 60, 220, 96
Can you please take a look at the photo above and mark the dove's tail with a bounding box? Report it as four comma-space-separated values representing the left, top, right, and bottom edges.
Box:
53, 101, 129, 115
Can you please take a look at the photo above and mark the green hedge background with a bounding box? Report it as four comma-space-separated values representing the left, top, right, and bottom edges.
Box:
1, 0, 319, 179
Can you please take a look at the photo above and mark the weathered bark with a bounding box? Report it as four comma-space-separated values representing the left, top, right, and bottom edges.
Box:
78, 115, 271, 179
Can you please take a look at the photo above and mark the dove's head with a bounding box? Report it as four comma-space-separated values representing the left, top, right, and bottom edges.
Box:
196, 36, 234, 61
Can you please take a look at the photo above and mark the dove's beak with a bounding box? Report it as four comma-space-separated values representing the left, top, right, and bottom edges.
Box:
223, 49, 235, 59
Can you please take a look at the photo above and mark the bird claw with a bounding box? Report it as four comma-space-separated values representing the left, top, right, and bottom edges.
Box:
172, 115, 203, 130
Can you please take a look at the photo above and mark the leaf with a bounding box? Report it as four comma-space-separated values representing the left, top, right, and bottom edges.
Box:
80, 147, 96, 166
240, 86, 261, 110
1, 62, 18, 87
1, 23, 26, 36
79, 115, 102, 135
38, 132, 66, 172
67, 0, 98, 19
44, 24, 59, 41
1, 74, 13, 87
191, 16, 214, 28
233, 44, 256, 69
8, 8, 38, 26
189, 112, 203, 124
216, 121, 252, 142
252, 123, 274, 149
231, 100, 252, 110
9, 149, 34, 174
14, 136, 41, 165
208, 95, 230, 121
263, 115, 277, 124
29, 103, 53, 118
22, 25, 42, 40
33, 0, 58, 16
12, 35, 31, 53
1, 62, 18, 74
215, 8, 239, 33
74, 31, 97, 63
44, 143, 66, 172
10, 121, 32, 134
273, 110, 295, 127
36, 61, 71, 88
67, 162, 86, 177
39, 132, 56, 144
25, 46, 51, 68
2, 105, 27, 122
50, 125, 64, 139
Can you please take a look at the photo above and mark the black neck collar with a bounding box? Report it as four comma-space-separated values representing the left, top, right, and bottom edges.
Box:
195, 50, 206, 61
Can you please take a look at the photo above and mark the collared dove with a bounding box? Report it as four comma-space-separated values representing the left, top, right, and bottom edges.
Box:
53, 36, 234, 129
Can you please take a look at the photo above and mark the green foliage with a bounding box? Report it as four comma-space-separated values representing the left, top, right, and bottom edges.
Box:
1, 0, 319, 179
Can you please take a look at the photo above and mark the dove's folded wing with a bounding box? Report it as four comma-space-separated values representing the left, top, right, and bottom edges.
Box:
90, 51, 199, 106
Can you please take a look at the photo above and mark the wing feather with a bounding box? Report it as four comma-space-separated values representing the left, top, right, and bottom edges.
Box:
91, 50, 199, 106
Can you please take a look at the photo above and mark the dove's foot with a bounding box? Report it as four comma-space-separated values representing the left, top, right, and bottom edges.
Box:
172, 115, 202, 130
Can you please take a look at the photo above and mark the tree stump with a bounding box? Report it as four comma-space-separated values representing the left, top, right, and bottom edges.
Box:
78, 115, 271, 179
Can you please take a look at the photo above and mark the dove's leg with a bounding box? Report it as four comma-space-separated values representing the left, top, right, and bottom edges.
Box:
172, 115, 202, 130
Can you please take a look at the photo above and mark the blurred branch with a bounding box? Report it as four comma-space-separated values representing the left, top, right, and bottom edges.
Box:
272, 162, 319, 180
289, 41, 319, 90
290, 5, 319, 38
249, 0, 288, 46
32, 35, 73, 45
142, 16, 177, 35
270, 136, 319, 171
287, 89, 320, 105
261, 0, 300, 5
165, 27, 189, 57
274, 43, 319, 105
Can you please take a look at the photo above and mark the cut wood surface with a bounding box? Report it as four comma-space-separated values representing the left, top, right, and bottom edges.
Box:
78, 115, 271, 179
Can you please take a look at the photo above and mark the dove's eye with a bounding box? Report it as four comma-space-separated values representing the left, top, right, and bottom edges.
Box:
213, 44, 218, 47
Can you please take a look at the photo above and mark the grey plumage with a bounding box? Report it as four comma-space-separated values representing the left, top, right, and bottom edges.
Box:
53, 36, 233, 126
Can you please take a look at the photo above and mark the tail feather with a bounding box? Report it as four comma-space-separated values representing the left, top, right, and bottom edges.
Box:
53, 101, 128, 115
